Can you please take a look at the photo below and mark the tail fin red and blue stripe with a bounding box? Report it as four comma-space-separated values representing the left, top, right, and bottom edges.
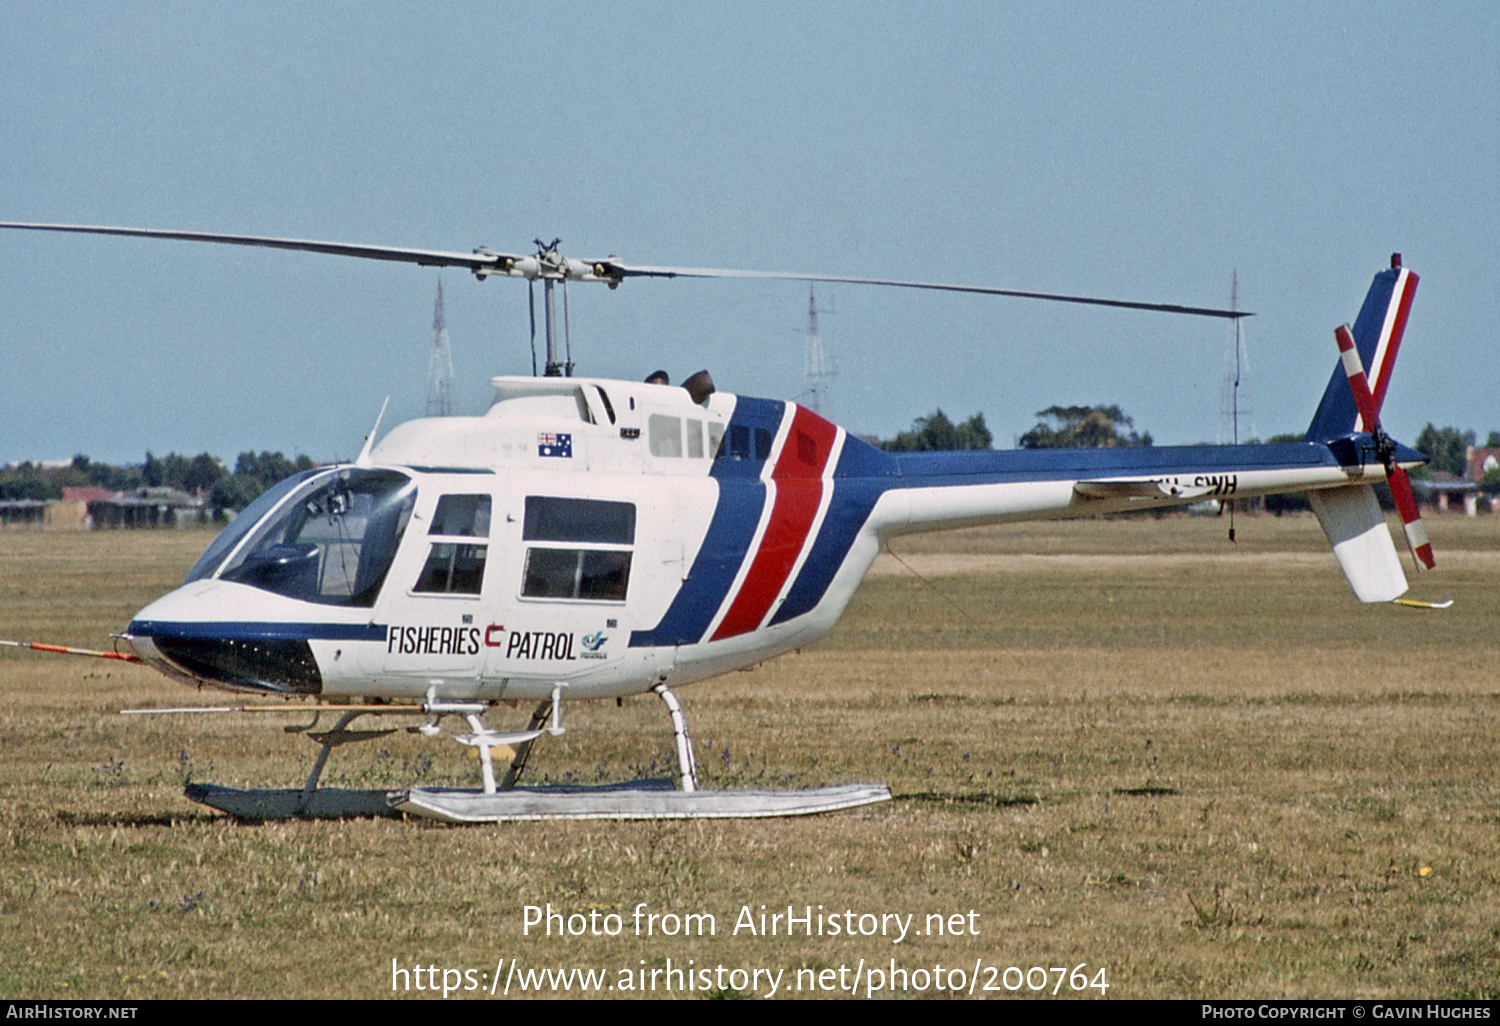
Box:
1306, 255, 1418, 442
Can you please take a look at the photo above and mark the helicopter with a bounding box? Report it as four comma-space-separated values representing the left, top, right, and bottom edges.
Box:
0, 223, 1435, 821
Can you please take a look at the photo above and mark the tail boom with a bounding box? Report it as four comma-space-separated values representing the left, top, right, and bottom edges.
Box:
878, 443, 1363, 537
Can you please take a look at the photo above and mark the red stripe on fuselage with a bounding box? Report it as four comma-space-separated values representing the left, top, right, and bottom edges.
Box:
710, 406, 839, 641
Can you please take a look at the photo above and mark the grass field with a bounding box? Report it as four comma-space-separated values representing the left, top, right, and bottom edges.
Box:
1, 514, 1497, 1000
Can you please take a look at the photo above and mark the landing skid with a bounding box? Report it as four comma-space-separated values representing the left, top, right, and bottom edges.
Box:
184, 783, 398, 819
392, 781, 892, 823
182, 683, 891, 822
182, 780, 891, 822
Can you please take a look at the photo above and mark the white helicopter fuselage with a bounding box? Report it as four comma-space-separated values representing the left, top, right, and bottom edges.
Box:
124, 351, 1420, 706
127, 374, 860, 702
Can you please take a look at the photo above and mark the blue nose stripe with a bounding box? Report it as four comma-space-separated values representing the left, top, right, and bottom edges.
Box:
128, 620, 387, 642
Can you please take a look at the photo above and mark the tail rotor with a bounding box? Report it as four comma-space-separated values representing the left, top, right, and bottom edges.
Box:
1333, 323, 1435, 571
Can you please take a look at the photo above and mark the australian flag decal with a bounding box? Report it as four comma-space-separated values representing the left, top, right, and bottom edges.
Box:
537, 432, 573, 458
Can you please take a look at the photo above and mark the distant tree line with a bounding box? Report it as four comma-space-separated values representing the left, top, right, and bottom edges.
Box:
1413, 425, 1500, 480
879, 410, 993, 452
879, 404, 1150, 452
211, 452, 318, 510
1017, 405, 1151, 449
0, 450, 316, 512
6, 419, 1496, 512
881, 407, 1497, 468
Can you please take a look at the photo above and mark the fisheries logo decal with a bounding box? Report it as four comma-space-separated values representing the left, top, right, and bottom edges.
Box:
579, 631, 609, 660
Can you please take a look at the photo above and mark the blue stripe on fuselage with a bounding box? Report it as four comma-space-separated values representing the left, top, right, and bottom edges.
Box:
128, 620, 388, 642
628, 397, 784, 648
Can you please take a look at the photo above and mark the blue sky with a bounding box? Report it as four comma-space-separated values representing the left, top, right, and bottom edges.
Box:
3, 3, 1496, 466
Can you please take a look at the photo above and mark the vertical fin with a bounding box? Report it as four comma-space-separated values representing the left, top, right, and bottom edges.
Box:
1306, 257, 1418, 441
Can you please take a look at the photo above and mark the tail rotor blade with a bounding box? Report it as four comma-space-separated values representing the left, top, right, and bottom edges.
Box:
1333, 324, 1434, 572
1387, 465, 1436, 571
1335, 324, 1382, 428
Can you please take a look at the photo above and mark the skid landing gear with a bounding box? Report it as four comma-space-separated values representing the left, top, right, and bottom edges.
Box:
185, 685, 890, 822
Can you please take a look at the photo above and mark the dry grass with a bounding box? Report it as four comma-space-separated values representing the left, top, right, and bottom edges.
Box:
1, 515, 1497, 999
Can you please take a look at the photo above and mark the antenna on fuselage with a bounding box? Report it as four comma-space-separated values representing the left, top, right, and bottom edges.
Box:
355, 397, 391, 467
1219, 272, 1260, 540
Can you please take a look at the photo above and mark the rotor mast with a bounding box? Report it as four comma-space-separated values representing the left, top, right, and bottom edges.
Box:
483, 238, 616, 377
530, 239, 575, 377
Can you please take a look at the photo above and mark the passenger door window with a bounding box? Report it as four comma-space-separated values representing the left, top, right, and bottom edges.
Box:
520, 496, 635, 602
414, 494, 491, 595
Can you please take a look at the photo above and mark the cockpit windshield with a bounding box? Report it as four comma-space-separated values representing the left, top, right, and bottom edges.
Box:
184, 469, 321, 585
190, 468, 416, 607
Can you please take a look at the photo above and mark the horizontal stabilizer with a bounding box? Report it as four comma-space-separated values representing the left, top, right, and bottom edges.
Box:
1307, 484, 1408, 602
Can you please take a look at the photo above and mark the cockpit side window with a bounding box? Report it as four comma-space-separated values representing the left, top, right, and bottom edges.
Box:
215, 470, 416, 607
413, 494, 491, 595
427, 494, 489, 536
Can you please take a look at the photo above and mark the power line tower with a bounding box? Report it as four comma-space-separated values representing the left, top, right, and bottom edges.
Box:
804, 285, 836, 415
426, 278, 455, 417
1218, 271, 1256, 444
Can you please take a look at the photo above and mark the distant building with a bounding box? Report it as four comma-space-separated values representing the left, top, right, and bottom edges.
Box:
1466, 446, 1500, 481
0, 499, 49, 528
40, 486, 119, 529
87, 488, 209, 529
1410, 445, 1499, 516
1412, 472, 1479, 516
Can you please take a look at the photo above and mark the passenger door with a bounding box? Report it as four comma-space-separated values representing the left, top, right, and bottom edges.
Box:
375, 491, 493, 685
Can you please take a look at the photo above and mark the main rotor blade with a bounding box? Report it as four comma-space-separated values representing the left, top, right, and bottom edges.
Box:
601, 262, 1252, 319
0, 222, 1251, 318
0, 222, 518, 274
